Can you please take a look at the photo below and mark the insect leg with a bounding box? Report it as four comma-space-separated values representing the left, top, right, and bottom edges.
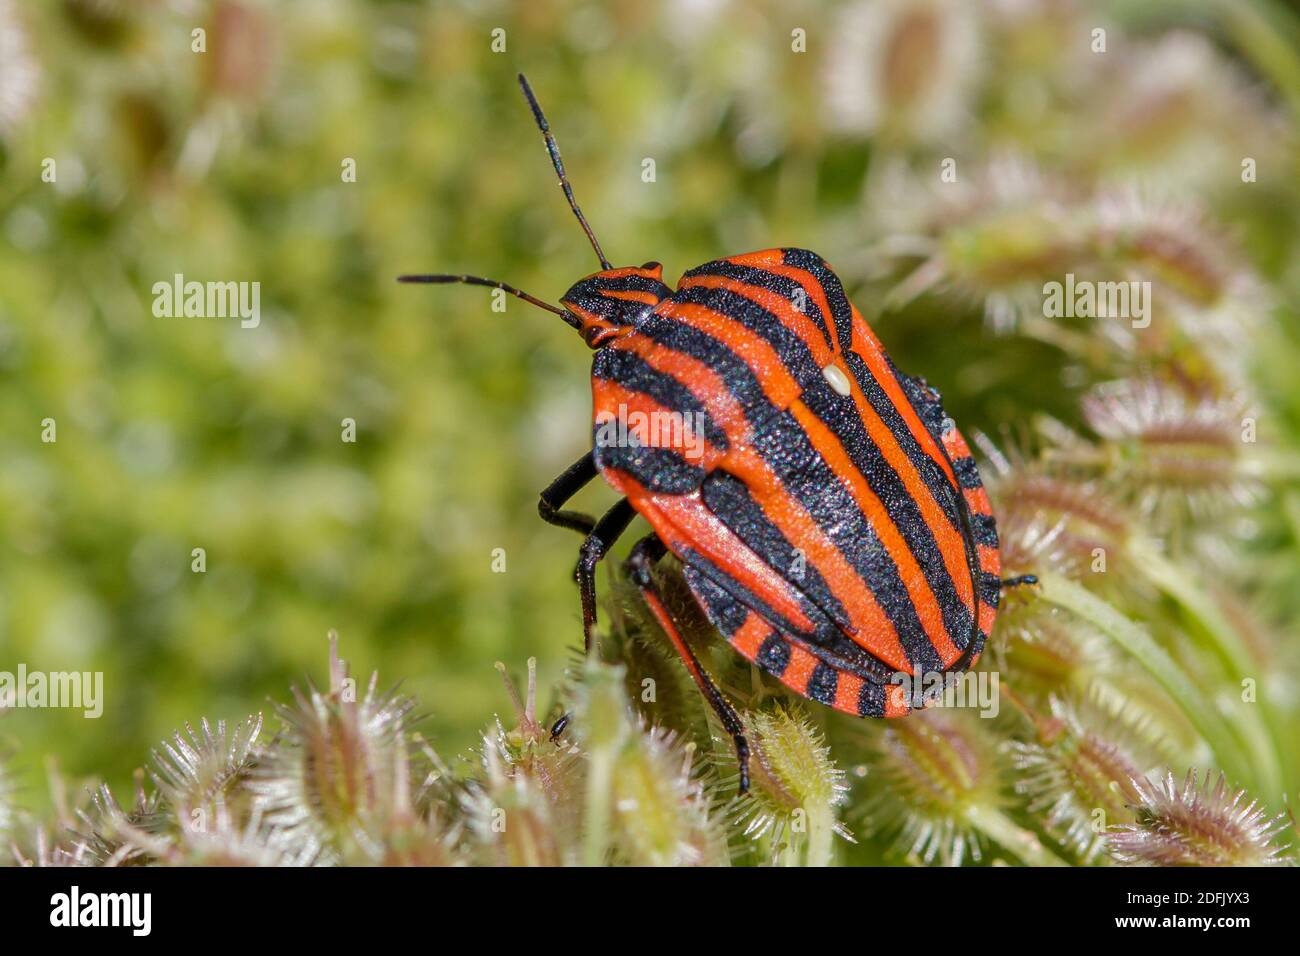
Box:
623, 534, 752, 794
545, 496, 634, 742
538, 451, 599, 535
1001, 574, 1039, 589
577, 498, 638, 652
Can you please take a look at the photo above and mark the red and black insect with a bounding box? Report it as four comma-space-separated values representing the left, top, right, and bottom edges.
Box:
401, 75, 1034, 792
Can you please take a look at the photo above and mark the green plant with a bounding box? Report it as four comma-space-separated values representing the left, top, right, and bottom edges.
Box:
2, 0, 1298, 867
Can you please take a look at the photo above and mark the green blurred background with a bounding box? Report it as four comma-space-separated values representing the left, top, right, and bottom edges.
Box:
2, 0, 1299, 809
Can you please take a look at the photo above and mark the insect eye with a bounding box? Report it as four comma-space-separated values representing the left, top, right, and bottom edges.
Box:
640, 261, 662, 271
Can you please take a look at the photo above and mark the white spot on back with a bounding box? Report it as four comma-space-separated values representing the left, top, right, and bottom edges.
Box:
822, 362, 852, 397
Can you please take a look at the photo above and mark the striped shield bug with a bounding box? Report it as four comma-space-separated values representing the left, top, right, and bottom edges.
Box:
400, 75, 1035, 792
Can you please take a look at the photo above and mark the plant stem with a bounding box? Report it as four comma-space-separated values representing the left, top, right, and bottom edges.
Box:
1035, 572, 1257, 790
1123, 538, 1284, 797
803, 803, 835, 868
1125, 537, 1256, 676
1218, 0, 1300, 122
583, 749, 613, 867
966, 804, 1069, 867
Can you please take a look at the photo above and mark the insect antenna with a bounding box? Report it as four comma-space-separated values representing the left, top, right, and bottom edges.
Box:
517, 73, 613, 271
397, 273, 580, 328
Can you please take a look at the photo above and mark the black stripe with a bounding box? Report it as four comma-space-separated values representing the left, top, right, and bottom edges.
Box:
756, 633, 790, 677
669, 284, 827, 393
699, 471, 856, 639
842, 350, 970, 544
636, 313, 786, 429
781, 249, 854, 363
679, 259, 835, 351
886, 365, 992, 639
590, 274, 673, 297
566, 292, 645, 321
978, 572, 1002, 608
591, 346, 730, 451
858, 679, 886, 717
952, 456, 983, 490
681, 560, 931, 712
971, 513, 999, 549
593, 444, 702, 494
564, 275, 670, 324
681, 562, 904, 687
685, 568, 750, 637
808, 663, 839, 705
891, 361, 952, 442
680, 553, 821, 646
